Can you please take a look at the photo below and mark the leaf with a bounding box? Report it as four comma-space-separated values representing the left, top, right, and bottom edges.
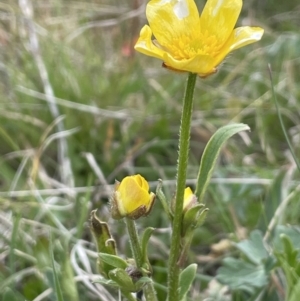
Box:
289, 279, 300, 301
236, 230, 268, 265
90, 210, 117, 255
273, 225, 300, 251
108, 268, 136, 292
3, 288, 17, 301
92, 278, 119, 288
98, 253, 128, 270
49, 237, 64, 301
195, 123, 250, 202
217, 257, 269, 294
179, 263, 197, 301
141, 227, 155, 265
274, 232, 300, 300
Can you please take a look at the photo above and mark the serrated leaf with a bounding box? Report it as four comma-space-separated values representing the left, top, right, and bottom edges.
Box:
179, 263, 197, 300
141, 227, 155, 265
217, 257, 269, 294
99, 253, 128, 270
195, 123, 250, 202
236, 230, 268, 265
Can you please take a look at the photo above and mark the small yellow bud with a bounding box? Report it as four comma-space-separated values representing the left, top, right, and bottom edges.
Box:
110, 174, 155, 220
183, 187, 197, 212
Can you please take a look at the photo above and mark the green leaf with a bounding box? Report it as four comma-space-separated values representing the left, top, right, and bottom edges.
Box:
141, 227, 155, 265
179, 263, 197, 301
217, 257, 269, 294
3, 288, 17, 301
49, 237, 64, 301
195, 123, 250, 202
274, 232, 300, 300
98, 253, 128, 270
289, 279, 300, 301
108, 268, 136, 292
90, 210, 117, 255
273, 225, 300, 251
92, 278, 119, 288
236, 230, 268, 265
280, 234, 298, 267
90, 210, 117, 277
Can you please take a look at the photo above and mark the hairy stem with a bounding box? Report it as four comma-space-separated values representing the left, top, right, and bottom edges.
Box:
167, 73, 197, 301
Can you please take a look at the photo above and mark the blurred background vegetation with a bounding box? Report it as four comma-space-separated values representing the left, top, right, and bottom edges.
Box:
0, 0, 300, 300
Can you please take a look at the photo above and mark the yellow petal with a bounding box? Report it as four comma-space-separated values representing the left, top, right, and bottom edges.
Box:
184, 187, 193, 200
134, 25, 166, 60
163, 51, 216, 75
226, 26, 264, 52
133, 174, 149, 191
146, 0, 200, 48
211, 26, 264, 68
183, 187, 197, 210
200, 0, 242, 46
118, 177, 150, 214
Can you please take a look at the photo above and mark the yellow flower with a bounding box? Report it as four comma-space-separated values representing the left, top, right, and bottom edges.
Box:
110, 174, 156, 220
183, 187, 197, 211
134, 0, 264, 77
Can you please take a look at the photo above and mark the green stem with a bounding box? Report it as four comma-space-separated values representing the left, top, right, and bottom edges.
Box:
167, 73, 197, 301
125, 218, 158, 301
121, 290, 138, 301
125, 218, 143, 266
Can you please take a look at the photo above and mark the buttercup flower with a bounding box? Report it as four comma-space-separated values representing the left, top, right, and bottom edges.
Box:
135, 0, 264, 77
183, 187, 197, 211
110, 174, 156, 220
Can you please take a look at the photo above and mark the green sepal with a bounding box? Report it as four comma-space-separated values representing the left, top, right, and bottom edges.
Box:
108, 268, 136, 292
156, 179, 173, 220
182, 204, 205, 234
135, 277, 153, 292
179, 263, 197, 301
195, 123, 250, 203
141, 227, 155, 268
93, 274, 151, 292
99, 253, 128, 270
195, 208, 209, 228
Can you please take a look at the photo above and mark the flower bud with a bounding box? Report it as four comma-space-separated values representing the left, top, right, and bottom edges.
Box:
110, 174, 156, 220
183, 187, 197, 212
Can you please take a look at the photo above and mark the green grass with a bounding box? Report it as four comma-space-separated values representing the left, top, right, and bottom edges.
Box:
1, 0, 300, 300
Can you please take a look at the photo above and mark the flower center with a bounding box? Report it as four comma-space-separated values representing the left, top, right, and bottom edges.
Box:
166, 30, 221, 60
